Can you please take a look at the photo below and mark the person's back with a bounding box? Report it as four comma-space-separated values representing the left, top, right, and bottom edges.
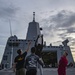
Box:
26, 54, 43, 70
25, 47, 43, 75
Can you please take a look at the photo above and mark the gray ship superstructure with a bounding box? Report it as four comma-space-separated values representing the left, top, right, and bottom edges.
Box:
0, 12, 74, 69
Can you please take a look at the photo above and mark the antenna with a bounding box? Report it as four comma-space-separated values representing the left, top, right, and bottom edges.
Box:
9, 19, 12, 36
9, 20, 13, 68
33, 12, 35, 22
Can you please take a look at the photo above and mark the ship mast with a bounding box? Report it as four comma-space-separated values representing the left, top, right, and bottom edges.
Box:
9, 19, 13, 68
33, 12, 35, 22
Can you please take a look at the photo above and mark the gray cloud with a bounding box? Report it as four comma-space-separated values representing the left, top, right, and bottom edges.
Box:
41, 10, 75, 37
0, 0, 19, 19
50, 10, 75, 28
0, 7, 17, 18
0, 0, 19, 49
40, 10, 75, 50
67, 27, 75, 33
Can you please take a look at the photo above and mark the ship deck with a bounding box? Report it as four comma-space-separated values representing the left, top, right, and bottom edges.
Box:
0, 68, 75, 75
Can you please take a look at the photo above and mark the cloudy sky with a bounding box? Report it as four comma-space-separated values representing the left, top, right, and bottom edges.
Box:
0, 0, 75, 62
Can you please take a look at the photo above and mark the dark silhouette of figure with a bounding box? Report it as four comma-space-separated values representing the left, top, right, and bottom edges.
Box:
34, 35, 44, 75
34, 35, 43, 57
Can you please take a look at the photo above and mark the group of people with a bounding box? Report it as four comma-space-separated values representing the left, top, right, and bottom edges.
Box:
13, 35, 73, 75
13, 35, 44, 75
